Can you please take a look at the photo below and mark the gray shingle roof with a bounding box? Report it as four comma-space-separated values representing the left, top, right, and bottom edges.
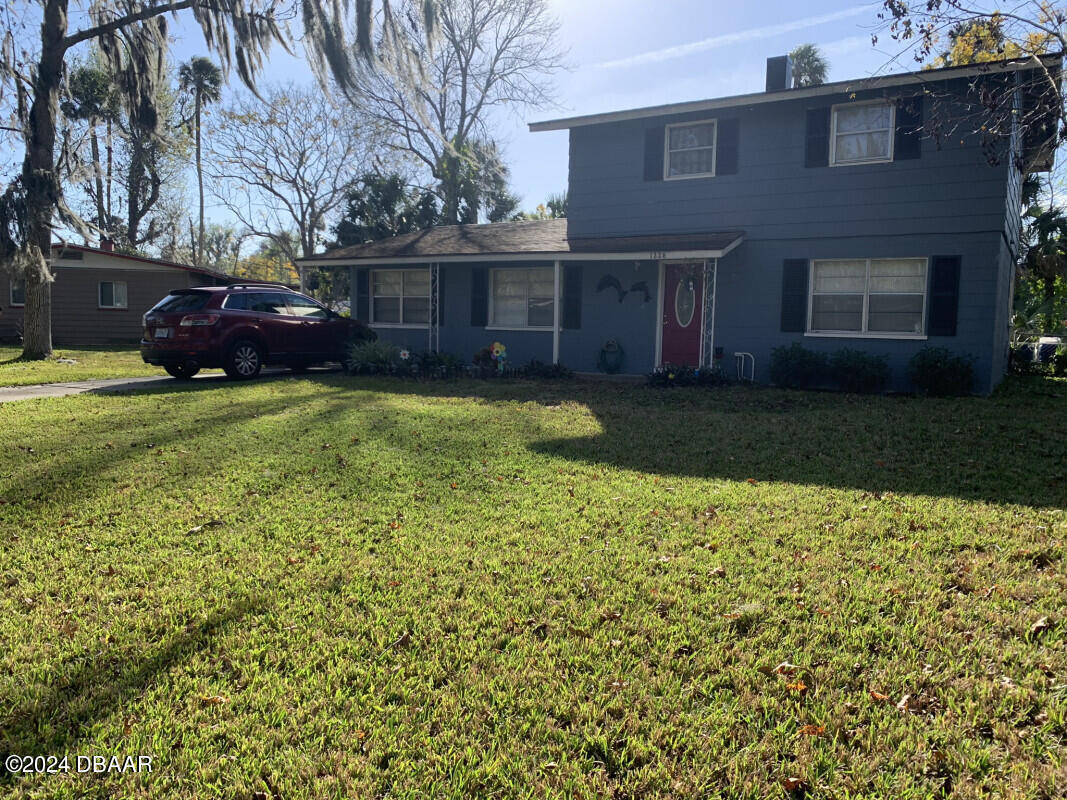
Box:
301, 219, 743, 262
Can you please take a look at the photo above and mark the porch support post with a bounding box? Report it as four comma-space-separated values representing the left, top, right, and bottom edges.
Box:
552, 259, 561, 365
706, 258, 718, 370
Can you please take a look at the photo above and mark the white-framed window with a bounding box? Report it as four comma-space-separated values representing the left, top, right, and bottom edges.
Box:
809, 258, 927, 336
489, 268, 554, 329
98, 280, 127, 309
371, 269, 429, 326
830, 101, 895, 166
10, 279, 25, 307
665, 119, 717, 179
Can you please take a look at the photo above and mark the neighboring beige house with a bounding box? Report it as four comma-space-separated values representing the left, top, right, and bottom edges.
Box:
0, 242, 233, 346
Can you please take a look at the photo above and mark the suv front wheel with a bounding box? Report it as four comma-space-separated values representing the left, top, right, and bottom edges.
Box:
164, 363, 200, 380
225, 339, 264, 379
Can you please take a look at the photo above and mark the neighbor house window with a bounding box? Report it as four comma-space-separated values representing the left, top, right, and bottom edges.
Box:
490, 268, 554, 328
10, 279, 25, 306
830, 101, 894, 166
665, 120, 717, 178
372, 269, 429, 325
99, 280, 127, 309
809, 258, 927, 336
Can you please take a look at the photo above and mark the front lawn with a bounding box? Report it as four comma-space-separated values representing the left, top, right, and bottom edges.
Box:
1, 376, 1064, 799
0, 346, 220, 386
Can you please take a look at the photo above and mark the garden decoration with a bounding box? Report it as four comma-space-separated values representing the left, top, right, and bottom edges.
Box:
491, 341, 508, 374
597, 339, 624, 374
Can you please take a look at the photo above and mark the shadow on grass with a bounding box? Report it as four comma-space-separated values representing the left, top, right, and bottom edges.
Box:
323, 374, 1067, 508
0, 598, 264, 780
0, 381, 353, 513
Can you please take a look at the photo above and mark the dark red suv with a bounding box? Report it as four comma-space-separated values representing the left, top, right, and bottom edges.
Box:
140, 284, 373, 379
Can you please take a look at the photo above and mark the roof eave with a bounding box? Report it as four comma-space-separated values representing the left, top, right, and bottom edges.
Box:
296, 238, 743, 267
529, 53, 1064, 132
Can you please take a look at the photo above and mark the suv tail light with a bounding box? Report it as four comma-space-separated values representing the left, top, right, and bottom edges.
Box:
179, 314, 220, 327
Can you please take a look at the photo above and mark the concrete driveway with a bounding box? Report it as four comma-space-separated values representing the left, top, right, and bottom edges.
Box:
0, 366, 342, 403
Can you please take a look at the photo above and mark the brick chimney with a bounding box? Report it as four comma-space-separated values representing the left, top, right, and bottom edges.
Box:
99, 237, 114, 252
766, 55, 793, 92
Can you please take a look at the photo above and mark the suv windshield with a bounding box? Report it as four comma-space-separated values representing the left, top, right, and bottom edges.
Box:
151, 292, 210, 313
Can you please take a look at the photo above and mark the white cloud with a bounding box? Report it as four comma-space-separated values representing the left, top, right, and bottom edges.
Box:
590, 4, 874, 70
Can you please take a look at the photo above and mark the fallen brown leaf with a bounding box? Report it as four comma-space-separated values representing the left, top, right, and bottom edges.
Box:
1030, 616, 1051, 635
782, 776, 808, 792
798, 724, 825, 736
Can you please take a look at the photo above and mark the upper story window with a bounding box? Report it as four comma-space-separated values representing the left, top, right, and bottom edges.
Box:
10, 279, 25, 306
809, 258, 927, 337
372, 269, 429, 326
831, 101, 895, 166
99, 280, 127, 309
665, 120, 717, 179
490, 268, 554, 328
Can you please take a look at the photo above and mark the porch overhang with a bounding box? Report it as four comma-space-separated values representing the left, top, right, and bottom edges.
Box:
295, 219, 744, 268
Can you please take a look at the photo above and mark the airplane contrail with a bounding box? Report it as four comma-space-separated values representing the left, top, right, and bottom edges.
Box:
591, 4, 874, 70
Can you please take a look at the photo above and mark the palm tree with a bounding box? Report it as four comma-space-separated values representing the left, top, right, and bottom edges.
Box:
1021, 206, 1067, 301
789, 44, 828, 88
179, 57, 223, 266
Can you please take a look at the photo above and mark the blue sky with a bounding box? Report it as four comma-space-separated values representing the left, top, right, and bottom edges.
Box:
154, 0, 910, 226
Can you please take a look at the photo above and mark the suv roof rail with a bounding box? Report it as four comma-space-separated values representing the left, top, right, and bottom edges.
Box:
226, 283, 295, 290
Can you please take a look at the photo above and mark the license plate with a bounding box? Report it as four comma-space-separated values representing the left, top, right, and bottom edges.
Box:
154, 327, 172, 339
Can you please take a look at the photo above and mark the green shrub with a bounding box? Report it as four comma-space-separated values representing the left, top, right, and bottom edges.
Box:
647, 364, 729, 388
908, 347, 975, 396
414, 350, 464, 379
769, 343, 829, 389
1053, 347, 1067, 377
346, 340, 403, 375
829, 348, 889, 393
522, 359, 573, 379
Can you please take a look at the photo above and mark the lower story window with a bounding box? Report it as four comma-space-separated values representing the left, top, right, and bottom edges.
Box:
10, 279, 25, 306
99, 280, 128, 309
372, 269, 429, 325
809, 258, 926, 335
491, 268, 554, 328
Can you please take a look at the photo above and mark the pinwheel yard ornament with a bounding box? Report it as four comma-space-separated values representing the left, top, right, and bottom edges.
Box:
491, 342, 507, 374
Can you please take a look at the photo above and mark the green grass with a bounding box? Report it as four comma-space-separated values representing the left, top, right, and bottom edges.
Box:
0, 346, 220, 386
1, 375, 1065, 799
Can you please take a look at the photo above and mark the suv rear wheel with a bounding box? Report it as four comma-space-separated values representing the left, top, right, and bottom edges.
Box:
225, 339, 264, 379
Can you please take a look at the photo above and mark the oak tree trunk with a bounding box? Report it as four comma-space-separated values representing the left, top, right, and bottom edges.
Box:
20, 0, 68, 360
90, 122, 107, 231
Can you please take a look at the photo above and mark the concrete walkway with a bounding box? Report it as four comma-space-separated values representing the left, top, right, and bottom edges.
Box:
0, 367, 335, 403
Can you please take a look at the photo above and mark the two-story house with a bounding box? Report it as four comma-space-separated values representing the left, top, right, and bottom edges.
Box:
297, 53, 1061, 393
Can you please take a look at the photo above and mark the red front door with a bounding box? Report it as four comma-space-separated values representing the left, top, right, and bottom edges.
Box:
660, 263, 704, 366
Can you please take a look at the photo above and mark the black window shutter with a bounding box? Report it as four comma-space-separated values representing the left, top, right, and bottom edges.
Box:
470, 266, 488, 327
644, 128, 665, 181
717, 118, 739, 175
928, 255, 961, 336
894, 95, 923, 160
562, 264, 582, 329
780, 259, 809, 332
436, 266, 445, 327
354, 268, 370, 322
804, 108, 830, 168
